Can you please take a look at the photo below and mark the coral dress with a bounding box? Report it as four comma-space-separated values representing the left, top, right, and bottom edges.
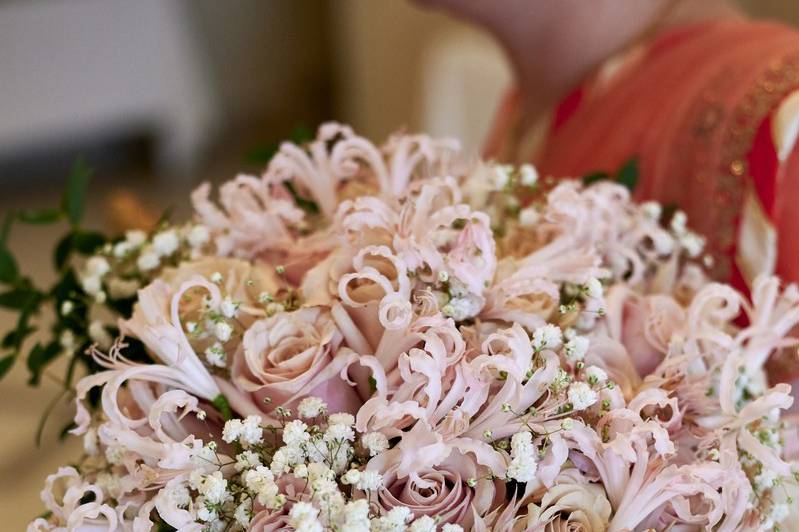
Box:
485, 20, 799, 382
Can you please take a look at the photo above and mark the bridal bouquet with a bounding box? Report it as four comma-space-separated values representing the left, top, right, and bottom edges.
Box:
13, 123, 799, 531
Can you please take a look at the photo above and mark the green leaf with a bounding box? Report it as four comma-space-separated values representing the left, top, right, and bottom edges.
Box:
0, 213, 13, 243
72, 230, 105, 255
289, 123, 314, 144
2, 323, 36, 349
247, 142, 280, 165
54, 233, 73, 270
212, 393, 233, 421
0, 286, 42, 310
0, 239, 19, 284
582, 172, 610, 186
62, 157, 93, 226
0, 354, 15, 380
27, 342, 61, 386
283, 180, 320, 215
616, 157, 639, 192
18, 208, 63, 224
247, 123, 315, 165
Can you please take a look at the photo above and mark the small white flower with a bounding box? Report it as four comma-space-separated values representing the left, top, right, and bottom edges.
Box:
239, 415, 263, 446
136, 249, 160, 271
564, 335, 589, 362
243, 465, 274, 492
519, 163, 538, 187
125, 229, 147, 247
444, 294, 483, 321
328, 412, 355, 427
270, 444, 305, 474
585, 278, 603, 299
214, 321, 233, 343
88, 321, 113, 350
60, 300, 74, 315
196, 502, 217, 523
585, 365, 608, 385
152, 230, 180, 257
506, 431, 537, 482
235, 450, 262, 471
568, 381, 598, 410
651, 230, 675, 255
770, 502, 790, 524
355, 470, 383, 491
298, 397, 327, 418
81, 275, 102, 296
288, 501, 322, 532
492, 164, 513, 190
187, 225, 210, 248
282, 419, 310, 446
210, 271, 223, 284
532, 324, 562, 351
204, 343, 226, 368
219, 296, 239, 319
371, 507, 412, 531
83, 427, 99, 456
105, 444, 127, 465
222, 419, 243, 443
324, 423, 355, 442
680, 232, 705, 258
361, 432, 389, 456
409, 515, 437, 532
86, 257, 110, 277
518, 207, 539, 227
113, 240, 134, 258
60, 330, 76, 350
234, 500, 252, 528
670, 210, 687, 234
437, 270, 450, 283
340, 469, 361, 486
641, 201, 662, 221
754, 468, 778, 491
197, 471, 228, 505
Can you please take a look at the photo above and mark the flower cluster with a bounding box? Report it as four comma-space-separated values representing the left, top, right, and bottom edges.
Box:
26, 124, 798, 531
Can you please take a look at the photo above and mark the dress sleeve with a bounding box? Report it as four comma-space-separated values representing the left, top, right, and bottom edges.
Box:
744, 89, 799, 384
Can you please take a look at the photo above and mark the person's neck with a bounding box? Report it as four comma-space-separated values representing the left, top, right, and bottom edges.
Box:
488, 0, 744, 128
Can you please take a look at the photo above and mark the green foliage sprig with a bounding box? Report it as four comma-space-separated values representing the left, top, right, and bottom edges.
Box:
0, 159, 113, 441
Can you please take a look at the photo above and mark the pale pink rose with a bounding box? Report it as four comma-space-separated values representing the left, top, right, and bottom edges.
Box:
371, 450, 505, 529
233, 306, 362, 414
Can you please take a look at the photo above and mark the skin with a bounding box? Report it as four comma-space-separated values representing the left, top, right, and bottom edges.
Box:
413, 0, 743, 127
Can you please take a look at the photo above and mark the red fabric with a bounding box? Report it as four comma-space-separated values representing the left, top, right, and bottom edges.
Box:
747, 114, 780, 218
551, 87, 584, 133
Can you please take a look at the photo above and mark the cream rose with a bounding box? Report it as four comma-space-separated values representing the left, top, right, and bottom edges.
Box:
233, 306, 362, 414
524, 469, 612, 532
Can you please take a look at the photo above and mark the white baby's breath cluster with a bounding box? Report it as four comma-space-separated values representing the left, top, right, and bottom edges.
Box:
191, 398, 467, 532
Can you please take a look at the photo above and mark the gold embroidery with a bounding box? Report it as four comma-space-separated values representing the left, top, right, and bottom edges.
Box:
679, 51, 799, 280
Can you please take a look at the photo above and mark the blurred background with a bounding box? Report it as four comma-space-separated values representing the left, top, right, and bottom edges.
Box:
1, 0, 798, 526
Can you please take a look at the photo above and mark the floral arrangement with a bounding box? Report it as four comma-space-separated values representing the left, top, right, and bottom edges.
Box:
9, 123, 799, 531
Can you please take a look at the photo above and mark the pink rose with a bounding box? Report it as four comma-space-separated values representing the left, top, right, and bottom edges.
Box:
371, 450, 505, 528
232, 306, 362, 414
